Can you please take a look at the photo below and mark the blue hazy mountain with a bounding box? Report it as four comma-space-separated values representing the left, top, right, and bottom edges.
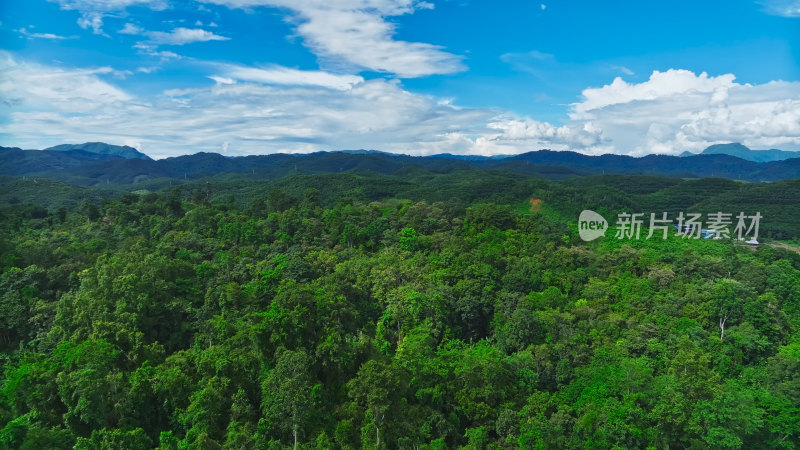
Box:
44, 142, 153, 161
680, 143, 800, 162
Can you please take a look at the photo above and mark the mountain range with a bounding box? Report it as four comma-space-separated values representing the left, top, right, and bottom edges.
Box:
679, 142, 800, 162
1, 142, 799, 187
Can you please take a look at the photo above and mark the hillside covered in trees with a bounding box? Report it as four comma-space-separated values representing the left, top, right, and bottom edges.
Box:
1, 169, 799, 449
4, 143, 800, 186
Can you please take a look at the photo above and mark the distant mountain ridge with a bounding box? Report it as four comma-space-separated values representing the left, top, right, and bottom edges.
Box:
2, 141, 800, 186
44, 142, 153, 161
680, 143, 800, 162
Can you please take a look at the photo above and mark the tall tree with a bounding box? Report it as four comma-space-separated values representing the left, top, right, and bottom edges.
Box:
263, 349, 314, 449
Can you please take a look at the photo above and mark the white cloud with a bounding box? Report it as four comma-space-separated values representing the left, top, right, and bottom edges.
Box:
15, 27, 76, 40
136, 66, 160, 74
568, 70, 800, 154
0, 52, 131, 113
191, 20, 220, 28
574, 69, 737, 115
209, 76, 235, 85
144, 27, 229, 45
0, 53, 488, 157
121, 24, 230, 46
151, 50, 182, 59
215, 64, 365, 90
50, 0, 462, 77
675, 96, 800, 149
198, 0, 464, 77
759, 0, 800, 17
119, 23, 144, 34
47, 0, 168, 34
484, 119, 606, 150
3, 54, 798, 158
77, 13, 105, 34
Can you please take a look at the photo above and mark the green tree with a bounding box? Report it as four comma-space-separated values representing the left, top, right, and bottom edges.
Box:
262, 349, 315, 450
347, 360, 405, 449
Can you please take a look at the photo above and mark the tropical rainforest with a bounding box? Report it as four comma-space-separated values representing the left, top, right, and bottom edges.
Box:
1, 166, 799, 449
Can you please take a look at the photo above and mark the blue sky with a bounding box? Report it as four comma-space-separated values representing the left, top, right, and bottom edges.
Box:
0, 0, 799, 158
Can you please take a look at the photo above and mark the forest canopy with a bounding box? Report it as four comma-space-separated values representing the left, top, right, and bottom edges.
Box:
1, 171, 799, 449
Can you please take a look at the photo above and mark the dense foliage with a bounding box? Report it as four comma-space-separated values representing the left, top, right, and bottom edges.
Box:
1, 174, 799, 449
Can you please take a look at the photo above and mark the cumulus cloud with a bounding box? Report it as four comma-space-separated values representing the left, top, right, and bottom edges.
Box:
574, 69, 737, 115
198, 0, 465, 77
481, 119, 607, 154
569, 70, 800, 154
3, 53, 798, 158
759, 0, 800, 17
120, 24, 229, 46
47, 0, 168, 34
675, 96, 800, 149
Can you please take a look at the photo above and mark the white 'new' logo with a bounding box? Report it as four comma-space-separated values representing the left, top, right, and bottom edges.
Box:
578, 210, 608, 241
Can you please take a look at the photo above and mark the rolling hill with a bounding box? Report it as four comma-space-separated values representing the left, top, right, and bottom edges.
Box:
44, 142, 153, 161
2, 144, 800, 186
